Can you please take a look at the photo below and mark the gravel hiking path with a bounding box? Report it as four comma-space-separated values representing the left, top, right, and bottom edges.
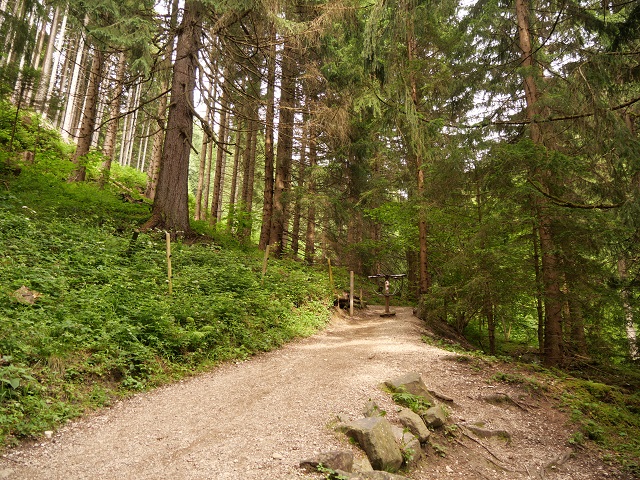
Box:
0, 307, 631, 480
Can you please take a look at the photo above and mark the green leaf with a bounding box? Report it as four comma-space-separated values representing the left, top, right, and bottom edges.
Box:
1, 378, 21, 389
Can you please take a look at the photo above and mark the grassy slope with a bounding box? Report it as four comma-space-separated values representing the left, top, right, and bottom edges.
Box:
0, 154, 332, 449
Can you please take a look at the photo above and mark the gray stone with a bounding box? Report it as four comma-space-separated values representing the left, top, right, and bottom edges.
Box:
397, 408, 431, 443
344, 417, 404, 472
363, 400, 385, 418
384, 372, 434, 404
300, 450, 355, 473
353, 455, 374, 472
422, 405, 447, 428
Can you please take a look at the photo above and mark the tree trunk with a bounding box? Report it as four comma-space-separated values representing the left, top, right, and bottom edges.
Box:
227, 121, 243, 231
194, 78, 214, 220
291, 112, 308, 257
120, 81, 142, 168
145, 0, 179, 200
259, 23, 277, 250
61, 17, 87, 141
304, 101, 317, 265
239, 69, 260, 240
146, 89, 166, 200
565, 286, 587, 359
45, 8, 67, 119
99, 51, 127, 188
201, 60, 219, 219
202, 133, 214, 218
406, 248, 418, 299
142, 0, 202, 234
34, 5, 60, 113
532, 222, 545, 355
210, 76, 230, 225
194, 133, 209, 220
618, 258, 639, 360
485, 284, 496, 355
69, 48, 104, 182
515, 0, 564, 367
239, 113, 257, 240
270, 35, 296, 257
416, 166, 432, 294
53, 31, 74, 128
406, 14, 431, 294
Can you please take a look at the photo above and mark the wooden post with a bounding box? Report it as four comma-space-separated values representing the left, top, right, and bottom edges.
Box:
360, 288, 363, 308
165, 231, 172, 295
350, 270, 354, 316
261, 244, 270, 285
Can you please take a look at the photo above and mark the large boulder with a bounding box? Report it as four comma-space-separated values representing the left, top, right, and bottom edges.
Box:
344, 417, 404, 472
384, 372, 434, 404
397, 408, 431, 443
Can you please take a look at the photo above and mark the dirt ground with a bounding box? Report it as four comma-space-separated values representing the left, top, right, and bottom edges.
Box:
0, 306, 633, 480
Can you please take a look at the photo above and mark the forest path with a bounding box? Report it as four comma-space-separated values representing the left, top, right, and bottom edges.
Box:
0, 307, 628, 479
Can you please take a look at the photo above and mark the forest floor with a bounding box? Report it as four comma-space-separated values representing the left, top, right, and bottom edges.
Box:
0, 306, 633, 480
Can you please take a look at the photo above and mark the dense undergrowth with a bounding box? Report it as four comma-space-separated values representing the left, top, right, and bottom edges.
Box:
0, 106, 332, 449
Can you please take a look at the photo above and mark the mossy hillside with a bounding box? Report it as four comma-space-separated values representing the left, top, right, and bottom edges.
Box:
0, 128, 333, 449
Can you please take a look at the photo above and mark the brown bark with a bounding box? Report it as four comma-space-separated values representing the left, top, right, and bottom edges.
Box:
145, 93, 165, 200
259, 23, 277, 250
406, 248, 418, 299
142, 0, 201, 234
239, 125, 256, 239
69, 48, 104, 182
291, 113, 308, 257
406, 13, 431, 295
203, 134, 214, 218
202, 64, 219, 218
516, 0, 564, 367
35, 5, 60, 113
99, 51, 127, 188
618, 258, 639, 360
145, 0, 179, 200
485, 285, 496, 355
210, 78, 230, 225
416, 167, 432, 294
194, 133, 209, 220
270, 34, 297, 257
194, 76, 215, 220
565, 287, 587, 359
532, 222, 545, 355
227, 122, 243, 230
304, 111, 317, 265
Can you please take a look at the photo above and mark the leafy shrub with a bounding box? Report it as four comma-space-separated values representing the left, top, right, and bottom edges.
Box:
391, 389, 432, 416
